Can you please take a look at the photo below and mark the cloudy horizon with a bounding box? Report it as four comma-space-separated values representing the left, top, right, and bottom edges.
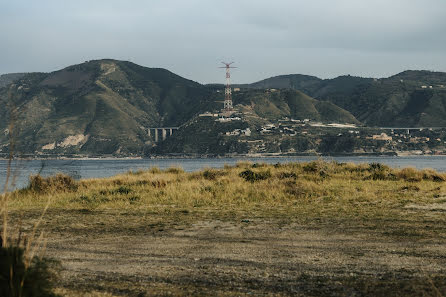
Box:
1, 0, 446, 84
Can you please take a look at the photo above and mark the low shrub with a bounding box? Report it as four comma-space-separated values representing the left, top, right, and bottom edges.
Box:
165, 167, 184, 174
366, 163, 396, 181
203, 169, 217, 180
284, 180, 322, 198
151, 179, 167, 188
319, 170, 329, 179
0, 246, 60, 297
397, 167, 423, 182
202, 169, 226, 180
149, 167, 161, 174
111, 186, 132, 195
303, 161, 319, 173
73, 194, 110, 205
368, 163, 389, 172
344, 162, 369, 173
28, 174, 78, 193
239, 169, 271, 183
127, 169, 145, 176
278, 172, 297, 179
235, 161, 253, 168
421, 169, 446, 182
400, 185, 420, 191
128, 195, 140, 203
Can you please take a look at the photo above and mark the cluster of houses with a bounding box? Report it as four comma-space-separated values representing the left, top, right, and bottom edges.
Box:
198, 111, 241, 122
224, 128, 251, 137
421, 85, 445, 89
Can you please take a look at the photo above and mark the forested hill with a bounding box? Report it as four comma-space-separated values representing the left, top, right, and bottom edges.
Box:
243, 70, 446, 127
1, 59, 444, 156
0, 59, 212, 155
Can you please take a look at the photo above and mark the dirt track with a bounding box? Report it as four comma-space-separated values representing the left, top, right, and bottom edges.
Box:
37, 210, 446, 296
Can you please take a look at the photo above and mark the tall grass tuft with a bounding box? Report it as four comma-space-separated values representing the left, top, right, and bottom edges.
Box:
202, 168, 226, 180
28, 174, 78, 193
239, 169, 271, 183
0, 245, 60, 297
421, 169, 446, 182
396, 167, 423, 182
165, 167, 184, 174
1, 86, 60, 297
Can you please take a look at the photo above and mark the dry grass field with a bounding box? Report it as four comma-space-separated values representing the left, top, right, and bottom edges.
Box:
4, 161, 446, 296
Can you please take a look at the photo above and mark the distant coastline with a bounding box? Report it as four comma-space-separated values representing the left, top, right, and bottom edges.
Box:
1, 151, 445, 161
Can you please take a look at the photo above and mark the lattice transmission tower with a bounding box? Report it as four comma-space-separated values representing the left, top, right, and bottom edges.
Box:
219, 62, 236, 111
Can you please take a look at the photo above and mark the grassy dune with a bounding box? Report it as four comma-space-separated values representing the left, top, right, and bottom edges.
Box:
12, 161, 446, 219
5, 161, 446, 296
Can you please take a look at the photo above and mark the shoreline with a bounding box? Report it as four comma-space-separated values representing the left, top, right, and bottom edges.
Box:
1, 152, 445, 161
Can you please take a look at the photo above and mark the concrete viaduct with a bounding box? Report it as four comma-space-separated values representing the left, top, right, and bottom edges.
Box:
148, 127, 179, 142
379, 127, 444, 134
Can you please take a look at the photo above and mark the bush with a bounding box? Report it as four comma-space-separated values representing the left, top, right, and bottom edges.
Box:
202, 169, 226, 180
149, 167, 161, 174
202, 169, 215, 180
397, 167, 422, 182
151, 179, 167, 188
0, 246, 60, 297
112, 186, 132, 195
165, 167, 184, 174
365, 163, 397, 181
127, 169, 145, 176
235, 161, 253, 168
421, 169, 446, 182
28, 174, 78, 193
303, 162, 319, 173
368, 163, 389, 172
278, 172, 297, 179
239, 170, 271, 183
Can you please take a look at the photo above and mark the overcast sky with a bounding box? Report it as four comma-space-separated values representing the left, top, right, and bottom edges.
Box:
1, 0, 446, 83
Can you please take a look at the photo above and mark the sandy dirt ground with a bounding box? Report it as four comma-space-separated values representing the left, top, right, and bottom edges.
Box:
24, 209, 445, 297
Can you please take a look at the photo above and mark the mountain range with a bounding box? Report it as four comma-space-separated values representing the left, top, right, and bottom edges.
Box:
1, 59, 445, 156
240, 71, 446, 127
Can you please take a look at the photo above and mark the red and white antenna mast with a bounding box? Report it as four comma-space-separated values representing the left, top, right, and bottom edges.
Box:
219, 62, 236, 111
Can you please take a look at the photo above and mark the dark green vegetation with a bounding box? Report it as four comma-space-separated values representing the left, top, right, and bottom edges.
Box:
153, 117, 250, 155
234, 89, 359, 124
0, 73, 26, 88
243, 70, 446, 127
154, 89, 361, 156
0, 60, 358, 156
0, 246, 60, 297
0, 60, 211, 155
1, 60, 446, 156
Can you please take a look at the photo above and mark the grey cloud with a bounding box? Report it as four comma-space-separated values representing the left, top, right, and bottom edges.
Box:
1, 0, 446, 83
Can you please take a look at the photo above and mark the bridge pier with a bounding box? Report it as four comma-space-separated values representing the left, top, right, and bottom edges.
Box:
148, 127, 179, 142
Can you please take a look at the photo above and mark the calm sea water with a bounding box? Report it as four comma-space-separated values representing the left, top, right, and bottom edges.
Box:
1, 156, 445, 190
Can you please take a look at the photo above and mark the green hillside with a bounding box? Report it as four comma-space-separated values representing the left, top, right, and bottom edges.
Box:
0, 60, 211, 155
245, 71, 446, 127
0, 73, 26, 88
154, 89, 359, 155
238, 74, 322, 94
233, 89, 359, 124
12, 59, 446, 156
0, 60, 363, 156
